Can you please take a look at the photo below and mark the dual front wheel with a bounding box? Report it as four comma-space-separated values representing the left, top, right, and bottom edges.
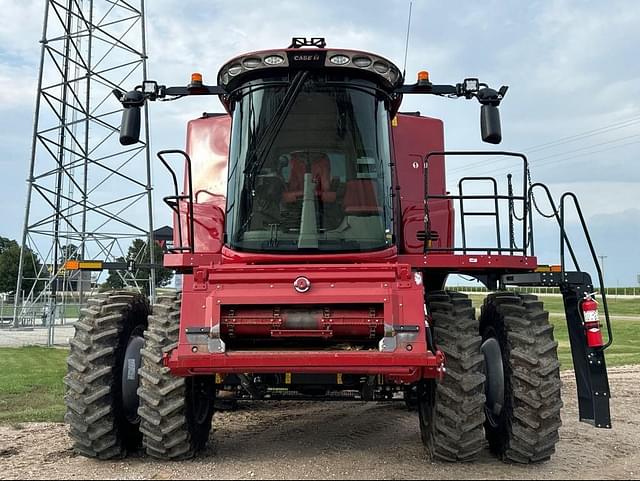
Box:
419, 291, 563, 463
64, 291, 214, 460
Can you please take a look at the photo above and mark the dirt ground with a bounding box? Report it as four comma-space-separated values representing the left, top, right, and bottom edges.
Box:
0, 366, 638, 480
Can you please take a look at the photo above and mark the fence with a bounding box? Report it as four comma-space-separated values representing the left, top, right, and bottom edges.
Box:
0, 293, 84, 348
449, 286, 640, 297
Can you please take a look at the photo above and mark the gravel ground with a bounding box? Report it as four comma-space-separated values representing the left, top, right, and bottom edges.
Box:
0, 366, 638, 480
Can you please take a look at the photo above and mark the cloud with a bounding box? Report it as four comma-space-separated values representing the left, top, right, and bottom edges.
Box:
0, 63, 37, 108
0, 0, 43, 60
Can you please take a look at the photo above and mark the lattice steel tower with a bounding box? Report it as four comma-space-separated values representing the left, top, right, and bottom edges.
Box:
14, 0, 155, 327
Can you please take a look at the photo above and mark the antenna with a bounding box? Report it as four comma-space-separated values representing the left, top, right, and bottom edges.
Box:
402, 1, 414, 82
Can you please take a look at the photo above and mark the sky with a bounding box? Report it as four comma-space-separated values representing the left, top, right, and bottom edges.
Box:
0, 0, 638, 286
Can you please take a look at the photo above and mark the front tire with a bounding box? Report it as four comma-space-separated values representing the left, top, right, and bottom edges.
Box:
64, 291, 150, 459
480, 293, 562, 464
419, 291, 486, 462
137, 291, 215, 460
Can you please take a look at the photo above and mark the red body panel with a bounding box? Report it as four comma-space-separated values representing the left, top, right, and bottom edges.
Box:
392, 114, 454, 254
176, 115, 230, 253
167, 263, 445, 382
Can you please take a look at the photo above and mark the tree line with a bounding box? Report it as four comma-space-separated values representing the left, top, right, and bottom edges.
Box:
0, 236, 173, 296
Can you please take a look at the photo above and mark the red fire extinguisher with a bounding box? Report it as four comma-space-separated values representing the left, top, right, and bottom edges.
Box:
581, 293, 604, 348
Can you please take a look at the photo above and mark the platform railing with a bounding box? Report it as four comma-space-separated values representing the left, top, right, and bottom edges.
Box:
423, 151, 531, 256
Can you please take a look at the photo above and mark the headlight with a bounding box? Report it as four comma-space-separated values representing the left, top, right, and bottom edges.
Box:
330, 54, 350, 65
373, 61, 389, 74
264, 55, 285, 66
227, 64, 242, 76
352, 56, 372, 68
243, 57, 262, 69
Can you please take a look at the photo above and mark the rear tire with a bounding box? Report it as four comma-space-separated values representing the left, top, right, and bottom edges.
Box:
419, 291, 486, 462
64, 291, 150, 459
480, 292, 562, 464
137, 291, 215, 460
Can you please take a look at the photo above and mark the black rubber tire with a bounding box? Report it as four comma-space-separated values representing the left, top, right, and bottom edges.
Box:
64, 291, 150, 459
137, 291, 215, 460
480, 292, 563, 464
419, 290, 486, 462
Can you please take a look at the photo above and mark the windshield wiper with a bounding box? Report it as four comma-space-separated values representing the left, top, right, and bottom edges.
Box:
239, 70, 309, 235
244, 70, 310, 184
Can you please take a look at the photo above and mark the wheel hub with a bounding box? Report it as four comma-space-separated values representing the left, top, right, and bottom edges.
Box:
481, 337, 505, 426
122, 335, 145, 423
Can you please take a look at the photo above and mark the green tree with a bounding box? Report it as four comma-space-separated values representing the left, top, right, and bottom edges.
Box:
0, 237, 43, 295
103, 238, 173, 294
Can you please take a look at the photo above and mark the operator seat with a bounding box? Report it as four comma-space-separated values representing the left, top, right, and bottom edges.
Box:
283, 152, 336, 203
343, 179, 382, 215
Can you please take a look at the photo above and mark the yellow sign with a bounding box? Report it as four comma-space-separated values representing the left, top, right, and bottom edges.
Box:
63, 260, 103, 271
79, 261, 103, 270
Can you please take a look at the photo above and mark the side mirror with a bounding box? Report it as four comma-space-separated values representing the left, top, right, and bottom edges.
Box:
119, 91, 145, 146
481, 104, 502, 144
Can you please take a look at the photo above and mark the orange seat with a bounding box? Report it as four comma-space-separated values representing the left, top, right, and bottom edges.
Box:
343, 179, 382, 214
283, 153, 336, 203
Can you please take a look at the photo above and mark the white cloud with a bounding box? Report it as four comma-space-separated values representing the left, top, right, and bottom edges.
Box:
0, 0, 42, 56
0, 63, 37, 108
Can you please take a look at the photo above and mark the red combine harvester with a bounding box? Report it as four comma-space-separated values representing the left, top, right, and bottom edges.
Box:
65, 38, 613, 463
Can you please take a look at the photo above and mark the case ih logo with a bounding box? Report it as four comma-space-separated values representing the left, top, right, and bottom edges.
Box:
294, 276, 311, 293
293, 54, 321, 62
287, 51, 326, 67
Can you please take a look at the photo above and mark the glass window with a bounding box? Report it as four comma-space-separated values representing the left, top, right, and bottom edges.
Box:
226, 75, 394, 253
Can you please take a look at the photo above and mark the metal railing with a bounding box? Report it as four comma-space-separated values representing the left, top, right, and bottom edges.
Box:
424, 151, 532, 256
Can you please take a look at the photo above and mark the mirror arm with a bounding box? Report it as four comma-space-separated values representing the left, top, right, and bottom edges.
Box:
395, 80, 508, 106
115, 81, 227, 146
395, 83, 458, 95
162, 85, 226, 97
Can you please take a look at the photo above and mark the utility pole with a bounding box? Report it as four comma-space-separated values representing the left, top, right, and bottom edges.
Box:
598, 255, 608, 285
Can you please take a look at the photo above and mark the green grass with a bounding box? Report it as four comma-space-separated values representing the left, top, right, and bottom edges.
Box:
0, 347, 68, 424
550, 315, 640, 368
467, 294, 640, 368
468, 294, 639, 317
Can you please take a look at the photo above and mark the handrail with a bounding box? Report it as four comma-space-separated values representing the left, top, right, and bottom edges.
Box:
423, 151, 529, 256
529, 183, 580, 270
560, 192, 613, 349
157, 150, 195, 254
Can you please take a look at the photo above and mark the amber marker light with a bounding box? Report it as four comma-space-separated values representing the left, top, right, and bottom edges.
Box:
417, 70, 431, 86
191, 72, 203, 86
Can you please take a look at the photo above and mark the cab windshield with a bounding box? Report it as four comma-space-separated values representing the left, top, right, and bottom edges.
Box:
226, 74, 394, 253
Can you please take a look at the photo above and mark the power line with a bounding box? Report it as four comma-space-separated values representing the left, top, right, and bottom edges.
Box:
467, 137, 640, 179
448, 114, 640, 174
